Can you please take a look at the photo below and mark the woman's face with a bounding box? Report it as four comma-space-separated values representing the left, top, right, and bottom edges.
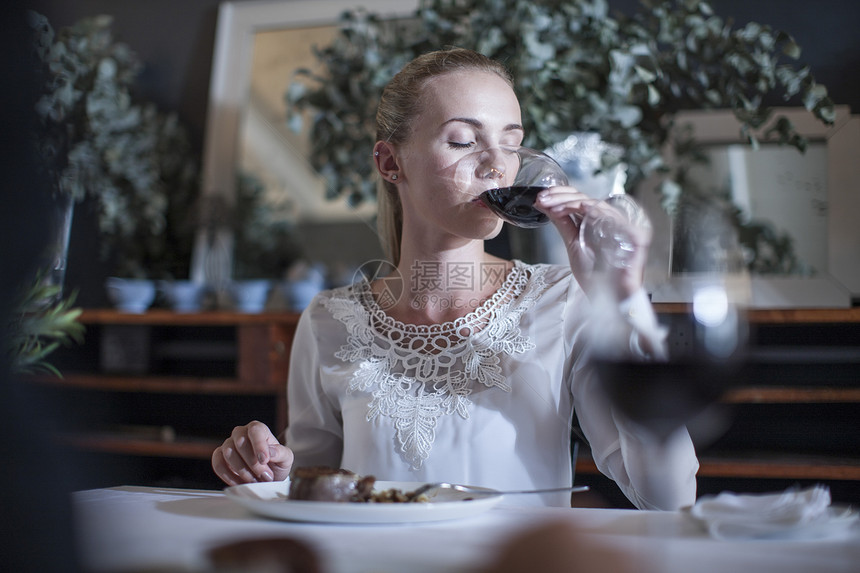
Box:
394, 70, 524, 242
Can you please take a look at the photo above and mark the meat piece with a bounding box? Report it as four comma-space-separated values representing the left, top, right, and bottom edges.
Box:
288, 467, 376, 502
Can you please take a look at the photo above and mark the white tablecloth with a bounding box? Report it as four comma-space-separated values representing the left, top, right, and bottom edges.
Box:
73, 486, 859, 573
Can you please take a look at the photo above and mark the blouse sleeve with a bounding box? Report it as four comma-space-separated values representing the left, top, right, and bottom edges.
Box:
566, 286, 699, 510
284, 300, 344, 469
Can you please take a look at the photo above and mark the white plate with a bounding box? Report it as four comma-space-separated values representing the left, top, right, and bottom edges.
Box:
224, 480, 504, 524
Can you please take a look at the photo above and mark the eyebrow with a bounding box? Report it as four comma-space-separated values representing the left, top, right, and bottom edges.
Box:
442, 117, 524, 133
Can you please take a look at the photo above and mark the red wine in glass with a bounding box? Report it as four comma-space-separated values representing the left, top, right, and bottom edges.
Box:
594, 358, 740, 442
479, 186, 550, 228
478, 148, 568, 228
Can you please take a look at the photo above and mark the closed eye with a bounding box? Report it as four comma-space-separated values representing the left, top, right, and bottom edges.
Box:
447, 141, 474, 149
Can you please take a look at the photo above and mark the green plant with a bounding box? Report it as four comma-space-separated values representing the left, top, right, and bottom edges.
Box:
30, 12, 199, 279
285, 0, 835, 270
285, 8, 420, 206
290, 0, 834, 197
6, 273, 85, 377
197, 174, 303, 279
232, 173, 303, 279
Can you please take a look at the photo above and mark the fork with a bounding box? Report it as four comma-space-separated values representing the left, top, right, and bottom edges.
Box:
413, 441, 587, 498
410, 482, 590, 498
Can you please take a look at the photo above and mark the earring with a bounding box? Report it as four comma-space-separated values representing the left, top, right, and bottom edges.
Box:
374, 151, 380, 156
391, 174, 398, 181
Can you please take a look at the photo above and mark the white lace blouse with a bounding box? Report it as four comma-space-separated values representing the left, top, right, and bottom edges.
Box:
285, 261, 699, 509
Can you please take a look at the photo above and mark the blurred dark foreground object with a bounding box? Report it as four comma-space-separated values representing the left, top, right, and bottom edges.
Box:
1, 3, 83, 572
480, 520, 633, 573
208, 537, 322, 573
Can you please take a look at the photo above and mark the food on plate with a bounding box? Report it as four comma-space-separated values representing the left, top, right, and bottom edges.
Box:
288, 467, 375, 502
287, 466, 429, 503
369, 486, 430, 504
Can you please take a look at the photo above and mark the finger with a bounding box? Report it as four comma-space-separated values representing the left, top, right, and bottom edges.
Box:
550, 216, 582, 254
630, 221, 653, 248
535, 188, 590, 208
245, 421, 277, 465
229, 425, 273, 481
212, 446, 244, 486
221, 436, 262, 483
538, 184, 587, 198
535, 193, 598, 224
267, 445, 295, 481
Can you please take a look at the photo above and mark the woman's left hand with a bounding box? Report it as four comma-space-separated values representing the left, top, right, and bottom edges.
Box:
535, 186, 651, 302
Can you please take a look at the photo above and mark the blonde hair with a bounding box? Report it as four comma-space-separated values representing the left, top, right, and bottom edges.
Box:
375, 48, 513, 265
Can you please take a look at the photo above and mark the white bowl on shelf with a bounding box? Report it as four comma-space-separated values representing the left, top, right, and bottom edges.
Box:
231, 279, 271, 313
160, 280, 206, 313
105, 277, 157, 313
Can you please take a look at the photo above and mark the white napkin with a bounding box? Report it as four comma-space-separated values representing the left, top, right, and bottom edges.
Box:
688, 485, 855, 540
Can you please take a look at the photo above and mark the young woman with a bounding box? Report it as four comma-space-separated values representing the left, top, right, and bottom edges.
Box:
212, 48, 698, 510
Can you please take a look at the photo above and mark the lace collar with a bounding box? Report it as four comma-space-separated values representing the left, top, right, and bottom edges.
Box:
321, 261, 549, 469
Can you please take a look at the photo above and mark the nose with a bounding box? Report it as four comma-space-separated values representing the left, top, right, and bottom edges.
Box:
478, 147, 513, 181
483, 166, 505, 180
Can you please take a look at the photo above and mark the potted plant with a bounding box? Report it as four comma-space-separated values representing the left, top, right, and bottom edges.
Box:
285, 0, 834, 271
6, 273, 85, 377
31, 12, 199, 311
197, 173, 303, 312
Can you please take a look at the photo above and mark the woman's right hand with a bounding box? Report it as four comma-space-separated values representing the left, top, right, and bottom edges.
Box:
536, 187, 651, 302
211, 421, 294, 486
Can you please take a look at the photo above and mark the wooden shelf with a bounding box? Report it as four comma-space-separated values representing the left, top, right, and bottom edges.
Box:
576, 453, 860, 482
84, 307, 860, 324
77, 308, 301, 326
654, 304, 860, 323
77, 307, 860, 326
722, 386, 860, 404
39, 308, 859, 498
33, 374, 282, 395
32, 310, 298, 482
51, 378, 860, 405
58, 432, 218, 459
696, 454, 860, 481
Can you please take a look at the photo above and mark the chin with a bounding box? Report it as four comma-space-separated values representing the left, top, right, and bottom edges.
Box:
455, 202, 504, 240
477, 218, 505, 240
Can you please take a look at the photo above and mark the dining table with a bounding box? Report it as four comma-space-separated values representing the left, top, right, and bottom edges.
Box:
73, 484, 859, 573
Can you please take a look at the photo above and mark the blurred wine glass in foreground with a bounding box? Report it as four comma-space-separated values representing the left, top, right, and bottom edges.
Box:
593, 200, 750, 443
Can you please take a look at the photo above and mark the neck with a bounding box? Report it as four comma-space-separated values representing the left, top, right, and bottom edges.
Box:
385, 238, 511, 325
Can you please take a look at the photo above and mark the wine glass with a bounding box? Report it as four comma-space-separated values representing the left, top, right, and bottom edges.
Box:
578, 193, 652, 270
478, 147, 569, 228
478, 147, 651, 272
593, 203, 750, 444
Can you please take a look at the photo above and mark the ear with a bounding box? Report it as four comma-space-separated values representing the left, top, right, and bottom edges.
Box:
373, 141, 401, 184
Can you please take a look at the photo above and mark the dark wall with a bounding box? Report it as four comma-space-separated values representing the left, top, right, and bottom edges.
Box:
30, 0, 222, 152
31, 0, 860, 156
685, 0, 860, 114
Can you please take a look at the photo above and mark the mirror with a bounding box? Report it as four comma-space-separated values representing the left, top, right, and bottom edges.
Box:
649, 107, 860, 308
193, 0, 419, 285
